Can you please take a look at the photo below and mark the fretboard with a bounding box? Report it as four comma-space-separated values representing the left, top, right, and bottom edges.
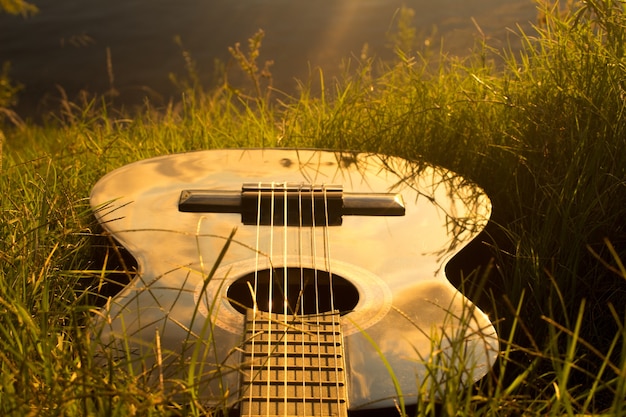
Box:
240, 309, 349, 417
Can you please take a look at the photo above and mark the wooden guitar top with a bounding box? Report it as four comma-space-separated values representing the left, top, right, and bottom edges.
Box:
90, 148, 498, 411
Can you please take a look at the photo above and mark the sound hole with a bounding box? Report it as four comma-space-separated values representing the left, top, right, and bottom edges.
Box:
227, 267, 359, 315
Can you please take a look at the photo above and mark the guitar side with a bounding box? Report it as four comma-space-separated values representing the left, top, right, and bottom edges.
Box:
90, 148, 498, 411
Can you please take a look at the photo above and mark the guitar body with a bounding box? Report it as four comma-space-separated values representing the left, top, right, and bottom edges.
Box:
90, 148, 498, 413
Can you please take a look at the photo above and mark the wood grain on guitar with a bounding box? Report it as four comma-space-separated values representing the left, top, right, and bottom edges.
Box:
90, 149, 498, 415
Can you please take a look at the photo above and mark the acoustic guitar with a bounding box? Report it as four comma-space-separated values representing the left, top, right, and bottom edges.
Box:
90, 148, 498, 416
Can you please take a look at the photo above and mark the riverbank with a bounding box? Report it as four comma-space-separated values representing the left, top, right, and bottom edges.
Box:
2, 2, 626, 415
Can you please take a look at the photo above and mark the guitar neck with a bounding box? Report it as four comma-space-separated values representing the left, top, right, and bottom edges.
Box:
240, 310, 349, 417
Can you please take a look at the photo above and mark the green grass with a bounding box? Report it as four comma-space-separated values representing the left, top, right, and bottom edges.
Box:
2, 0, 626, 415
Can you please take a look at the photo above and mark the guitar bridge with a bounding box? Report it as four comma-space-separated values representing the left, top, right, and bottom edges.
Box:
178, 183, 405, 226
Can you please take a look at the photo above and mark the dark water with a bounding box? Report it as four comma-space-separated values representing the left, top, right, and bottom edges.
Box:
1, 0, 537, 115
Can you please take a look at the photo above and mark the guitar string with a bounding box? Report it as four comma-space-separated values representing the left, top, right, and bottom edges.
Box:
292, 183, 310, 416
266, 182, 276, 417
282, 182, 289, 417
322, 185, 344, 415
249, 183, 341, 416
297, 183, 308, 416
310, 185, 324, 415
247, 181, 263, 417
